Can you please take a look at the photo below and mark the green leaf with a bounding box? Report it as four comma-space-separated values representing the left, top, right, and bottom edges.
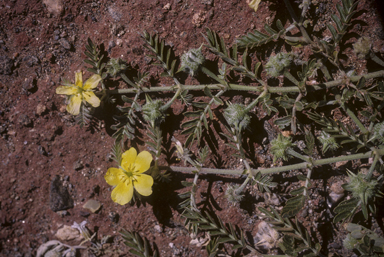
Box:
184, 111, 202, 118
336, 3, 347, 23
264, 24, 277, 36
331, 14, 343, 32
333, 197, 360, 223
274, 116, 292, 128
295, 101, 304, 111
290, 186, 305, 195
213, 96, 223, 105
204, 87, 213, 98
181, 126, 197, 135
282, 195, 306, 218
192, 101, 209, 109
181, 118, 200, 129
217, 237, 235, 244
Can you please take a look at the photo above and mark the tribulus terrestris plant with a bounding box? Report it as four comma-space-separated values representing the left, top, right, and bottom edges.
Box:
53, 0, 384, 256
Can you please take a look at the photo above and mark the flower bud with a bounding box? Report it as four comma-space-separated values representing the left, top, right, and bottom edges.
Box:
225, 184, 244, 204
343, 234, 358, 250
318, 131, 339, 153
224, 103, 250, 130
106, 58, 128, 78
353, 37, 372, 60
343, 170, 380, 203
270, 134, 294, 162
142, 99, 164, 124
178, 45, 205, 76
265, 52, 293, 77
373, 121, 384, 144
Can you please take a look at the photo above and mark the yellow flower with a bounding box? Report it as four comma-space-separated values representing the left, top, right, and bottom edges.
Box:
56, 71, 101, 115
105, 148, 154, 205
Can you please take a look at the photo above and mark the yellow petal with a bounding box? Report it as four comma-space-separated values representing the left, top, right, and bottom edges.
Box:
83, 91, 100, 107
134, 150, 153, 174
66, 94, 82, 115
133, 174, 153, 196
105, 168, 123, 186
75, 71, 83, 88
121, 148, 137, 170
56, 85, 78, 95
248, 0, 262, 12
111, 181, 134, 205
83, 74, 102, 90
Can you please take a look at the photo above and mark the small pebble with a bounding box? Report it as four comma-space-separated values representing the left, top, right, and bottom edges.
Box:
83, 199, 101, 213
108, 211, 119, 223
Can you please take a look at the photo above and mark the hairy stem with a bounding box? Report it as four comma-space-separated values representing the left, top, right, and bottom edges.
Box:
163, 149, 384, 175
107, 70, 384, 95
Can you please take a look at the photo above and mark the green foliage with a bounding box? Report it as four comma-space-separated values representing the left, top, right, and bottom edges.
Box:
141, 31, 177, 77
75, 103, 93, 128
343, 223, 384, 256
333, 197, 361, 223
265, 52, 293, 77
106, 58, 128, 78
84, 38, 107, 79
142, 96, 165, 126
236, 19, 285, 49
111, 93, 141, 142
67, 0, 384, 255
259, 207, 321, 256
318, 131, 340, 153
333, 170, 383, 222
223, 103, 250, 131
373, 121, 384, 144
181, 88, 224, 147
270, 134, 295, 162
251, 171, 277, 193
178, 45, 205, 76
182, 208, 258, 256
110, 140, 123, 164
120, 229, 159, 257
326, 0, 359, 45
204, 28, 263, 81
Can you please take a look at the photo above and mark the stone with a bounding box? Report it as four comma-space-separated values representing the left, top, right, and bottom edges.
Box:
23, 55, 40, 67
58, 38, 71, 50
18, 114, 33, 127
192, 10, 206, 28
73, 160, 84, 171
43, 0, 63, 15
108, 211, 119, 223
264, 192, 281, 206
328, 180, 345, 207
83, 199, 101, 213
49, 175, 74, 212
253, 221, 279, 251
55, 225, 81, 241
22, 77, 37, 92
36, 104, 47, 116
0, 55, 14, 75
108, 5, 122, 21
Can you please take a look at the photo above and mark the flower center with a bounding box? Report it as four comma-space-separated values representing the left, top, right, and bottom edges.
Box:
121, 164, 138, 179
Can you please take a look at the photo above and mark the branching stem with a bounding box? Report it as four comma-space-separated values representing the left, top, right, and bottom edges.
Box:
107, 70, 384, 95
163, 149, 384, 176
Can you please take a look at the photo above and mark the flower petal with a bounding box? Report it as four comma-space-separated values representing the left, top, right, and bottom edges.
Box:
83, 91, 100, 107
83, 74, 102, 90
133, 174, 153, 196
66, 94, 82, 115
75, 71, 83, 88
121, 148, 137, 170
56, 85, 78, 95
104, 168, 123, 186
134, 150, 153, 174
111, 181, 134, 205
